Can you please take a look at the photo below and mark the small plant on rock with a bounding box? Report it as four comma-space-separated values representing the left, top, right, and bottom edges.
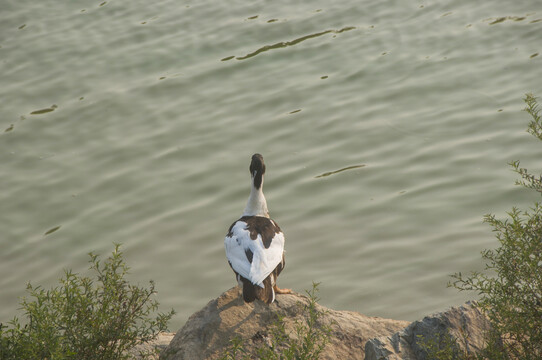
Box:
221, 282, 332, 360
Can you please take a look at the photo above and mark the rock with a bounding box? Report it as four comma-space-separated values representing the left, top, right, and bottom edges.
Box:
364, 301, 491, 360
160, 287, 409, 360
128, 332, 175, 359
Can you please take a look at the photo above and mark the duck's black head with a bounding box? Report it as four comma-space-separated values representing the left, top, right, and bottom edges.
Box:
249, 153, 266, 189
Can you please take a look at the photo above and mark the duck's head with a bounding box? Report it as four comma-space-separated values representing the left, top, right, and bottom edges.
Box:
250, 153, 266, 189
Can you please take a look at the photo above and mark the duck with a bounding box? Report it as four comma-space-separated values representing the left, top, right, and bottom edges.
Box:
224, 154, 291, 304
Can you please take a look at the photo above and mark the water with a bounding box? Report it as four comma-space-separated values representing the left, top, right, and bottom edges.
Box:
1, 0, 541, 330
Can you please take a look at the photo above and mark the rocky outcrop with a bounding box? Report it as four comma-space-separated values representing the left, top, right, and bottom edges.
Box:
151, 288, 490, 360
160, 287, 409, 360
364, 302, 490, 360
128, 332, 175, 359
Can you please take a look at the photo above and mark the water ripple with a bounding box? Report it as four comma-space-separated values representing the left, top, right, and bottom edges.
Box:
30, 105, 57, 115
226, 26, 356, 61
315, 164, 366, 178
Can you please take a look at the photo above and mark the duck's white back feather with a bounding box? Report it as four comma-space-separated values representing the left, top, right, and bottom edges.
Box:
224, 219, 284, 287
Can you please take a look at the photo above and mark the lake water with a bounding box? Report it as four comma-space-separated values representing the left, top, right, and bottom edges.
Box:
1, 0, 541, 331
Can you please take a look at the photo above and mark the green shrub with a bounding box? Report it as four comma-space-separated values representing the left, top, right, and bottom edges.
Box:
436, 94, 542, 360
0, 244, 175, 360
416, 330, 467, 360
220, 282, 332, 360
418, 94, 542, 360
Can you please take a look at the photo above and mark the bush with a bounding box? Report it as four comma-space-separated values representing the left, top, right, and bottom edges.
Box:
220, 282, 332, 360
438, 94, 542, 359
0, 244, 175, 360
417, 330, 468, 360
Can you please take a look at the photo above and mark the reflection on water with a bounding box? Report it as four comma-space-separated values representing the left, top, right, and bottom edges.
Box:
484, 13, 542, 25
30, 105, 57, 115
315, 165, 366, 178
44, 226, 61, 236
489, 16, 526, 24
228, 26, 356, 61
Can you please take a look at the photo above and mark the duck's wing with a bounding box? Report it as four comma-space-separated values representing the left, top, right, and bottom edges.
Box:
224, 216, 284, 287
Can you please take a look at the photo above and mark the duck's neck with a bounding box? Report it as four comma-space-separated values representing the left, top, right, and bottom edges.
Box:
243, 178, 269, 217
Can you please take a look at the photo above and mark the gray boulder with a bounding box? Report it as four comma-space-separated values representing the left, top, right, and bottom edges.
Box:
364, 302, 490, 360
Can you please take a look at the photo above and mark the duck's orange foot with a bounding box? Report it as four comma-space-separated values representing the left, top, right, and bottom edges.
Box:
273, 285, 292, 294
